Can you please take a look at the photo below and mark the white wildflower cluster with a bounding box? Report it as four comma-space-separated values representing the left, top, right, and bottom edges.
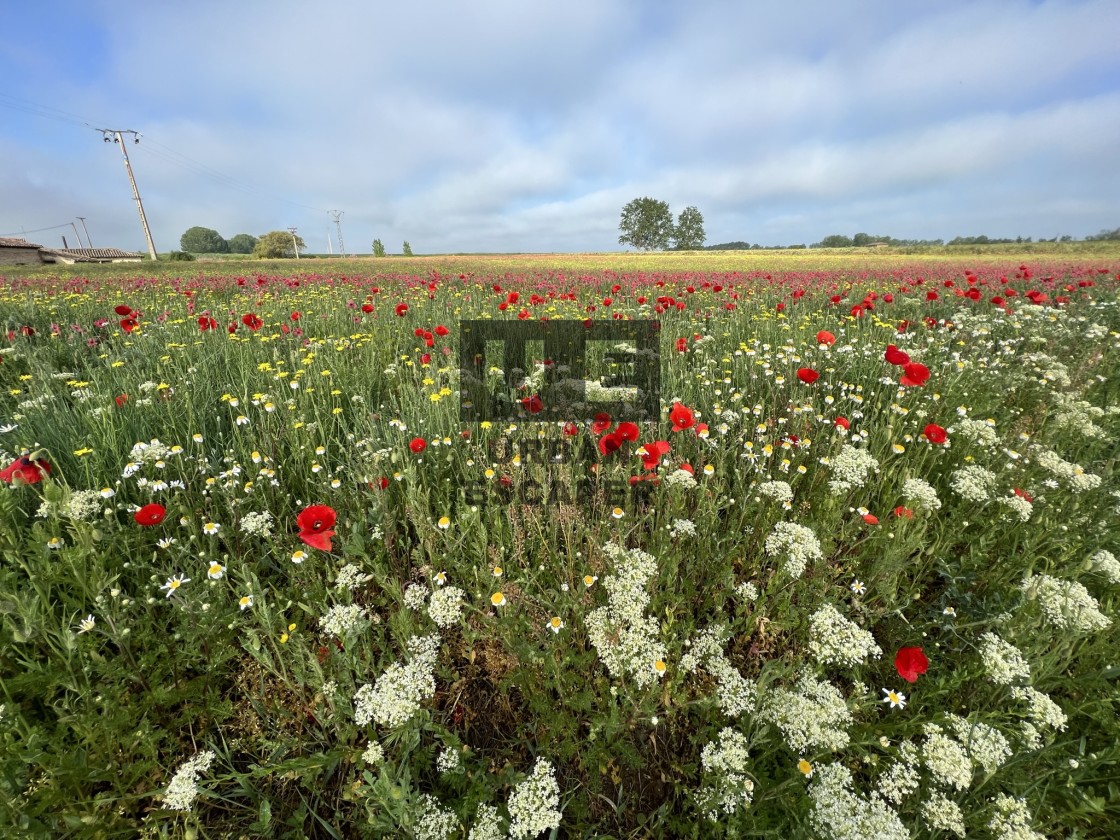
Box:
664, 468, 698, 489
955, 417, 1000, 448
876, 742, 920, 805
988, 794, 1046, 840
902, 477, 942, 511
696, 727, 755, 821
38, 489, 103, 522
979, 632, 1031, 685
807, 604, 882, 668
921, 794, 967, 837
162, 750, 216, 812
335, 563, 373, 592
1032, 447, 1102, 493
586, 543, 667, 689
735, 581, 759, 602
1087, 549, 1120, 584
999, 493, 1033, 522
467, 804, 505, 840
403, 583, 429, 611
129, 438, 171, 464
807, 763, 909, 840
238, 509, 274, 537
428, 586, 466, 628
760, 671, 853, 753
436, 746, 461, 774
680, 626, 757, 717
950, 465, 998, 502
1010, 686, 1068, 735
921, 723, 973, 791
1051, 397, 1108, 440
668, 518, 698, 538
827, 444, 879, 494
354, 634, 440, 727
758, 480, 794, 506
319, 604, 368, 638
415, 793, 457, 840
507, 758, 563, 840
361, 742, 384, 765
1021, 574, 1111, 632
764, 521, 823, 579
946, 714, 1012, 774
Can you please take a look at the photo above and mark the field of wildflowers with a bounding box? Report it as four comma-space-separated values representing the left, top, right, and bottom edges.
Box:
1, 252, 1118, 838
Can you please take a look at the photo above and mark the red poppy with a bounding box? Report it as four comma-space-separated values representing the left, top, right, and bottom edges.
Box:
669, 402, 695, 432
923, 424, 948, 444
616, 421, 640, 442
409, 437, 427, 453
893, 506, 914, 519
291, 311, 301, 321
816, 330, 836, 346
562, 421, 580, 436
198, 316, 218, 331
797, 367, 820, 384
395, 303, 409, 317
434, 324, 450, 337
894, 647, 929, 684
639, 440, 671, 471
361, 303, 374, 314
900, 362, 930, 387
591, 413, 612, 435
1014, 487, 1034, 503
120, 318, 139, 333
862, 513, 879, 525
115, 394, 129, 407
134, 503, 166, 526
834, 416, 850, 430
598, 431, 624, 456
241, 313, 263, 331
297, 504, 337, 551
1, 456, 51, 485
884, 345, 910, 366
520, 394, 544, 414
114, 304, 133, 316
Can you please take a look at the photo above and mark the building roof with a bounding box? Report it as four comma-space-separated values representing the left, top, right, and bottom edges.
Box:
0, 237, 44, 249
39, 247, 142, 261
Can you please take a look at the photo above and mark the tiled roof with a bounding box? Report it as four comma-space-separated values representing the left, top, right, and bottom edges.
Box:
0, 237, 43, 248
39, 247, 142, 260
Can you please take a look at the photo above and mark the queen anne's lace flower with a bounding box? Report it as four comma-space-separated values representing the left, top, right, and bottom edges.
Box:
761, 671, 852, 753
507, 758, 562, 840
765, 521, 823, 578
1021, 574, 1111, 632
808, 763, 908, 840
808, 604, 882, 668
162, 750, 215, 812
697, 727, 755, 821
354, 634, 440, 728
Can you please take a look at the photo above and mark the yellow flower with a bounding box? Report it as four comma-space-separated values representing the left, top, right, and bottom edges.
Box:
490, 592, 506, 607
653, 660, 667, 676
437, 516, 451, 530
583, 574, 597, 587
73, 447, 93, 457
611, 507, 625, 519
548, 616, 564, 633
492, 565, 503, 577
798, 759, 813, 778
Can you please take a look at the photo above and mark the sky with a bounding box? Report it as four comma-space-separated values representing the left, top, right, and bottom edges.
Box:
2, 0, 1119, 255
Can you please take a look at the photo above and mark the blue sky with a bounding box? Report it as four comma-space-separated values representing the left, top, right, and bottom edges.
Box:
2, 0, 1118, 254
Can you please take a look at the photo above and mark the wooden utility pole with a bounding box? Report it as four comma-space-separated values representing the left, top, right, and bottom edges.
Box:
77, 216, 92, 247
288, 227, 300, 259
99, 129, 158, 260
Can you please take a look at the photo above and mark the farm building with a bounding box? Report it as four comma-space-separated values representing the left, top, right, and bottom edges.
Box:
39, 247, 143, 264
0, 237, 45, 265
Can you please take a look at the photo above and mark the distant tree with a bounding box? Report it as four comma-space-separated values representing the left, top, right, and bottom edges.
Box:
163, 251, 196, 262
402, 240, 414, 256
618, 197, 674, 251
227, 233, 258, 254
372, 238, 386, 257
705, 241, 751, 250
253, 230, 306, 259
816, 234, 854, 248
672, 206, 706, 250
1086, 227, 1120, 241
180, 226, 229, 253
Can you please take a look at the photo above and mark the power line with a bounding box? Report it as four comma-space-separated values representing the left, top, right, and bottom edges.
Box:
1, 92, 334, 216
0, 222, 82, 237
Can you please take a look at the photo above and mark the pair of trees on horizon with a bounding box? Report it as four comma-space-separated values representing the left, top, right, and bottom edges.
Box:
372, 239, 413, 256
618, 198, 706, 251
179, 227, 258, 254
